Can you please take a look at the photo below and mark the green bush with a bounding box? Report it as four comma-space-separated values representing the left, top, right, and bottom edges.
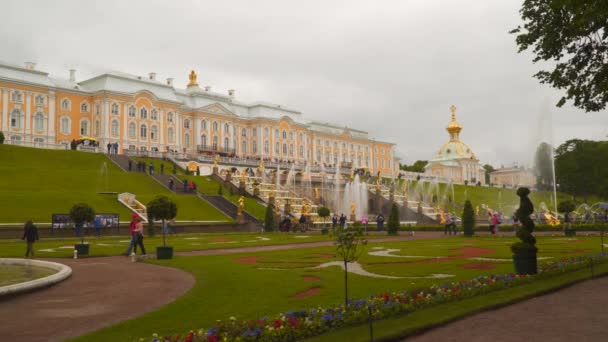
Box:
557, 200, 576, 213
147, 195, 178, 246
387, 203, 400, 235
462, 200, 475, 237
69, 203, 95, 243
0, 131, 4, 144
264, 203, 275, 232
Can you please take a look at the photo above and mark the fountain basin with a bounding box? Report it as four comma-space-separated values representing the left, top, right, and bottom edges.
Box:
0, 259, 72, 297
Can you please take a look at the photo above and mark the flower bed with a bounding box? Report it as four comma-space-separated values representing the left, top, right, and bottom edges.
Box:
146, 255, 606, 342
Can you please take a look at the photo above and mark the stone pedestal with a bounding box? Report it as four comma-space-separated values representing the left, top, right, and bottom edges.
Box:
239, 181, 245, 195
237, 213, 246, 225
253, 185, 260, 197
225, 172, 232, 182
350, 214, 357, 223
213, 166, 219, 175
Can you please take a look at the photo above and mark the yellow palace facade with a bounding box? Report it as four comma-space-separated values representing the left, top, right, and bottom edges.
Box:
0, 61, 398, 176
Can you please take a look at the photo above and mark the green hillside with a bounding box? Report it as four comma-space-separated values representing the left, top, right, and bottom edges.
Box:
0, 145, 230, 223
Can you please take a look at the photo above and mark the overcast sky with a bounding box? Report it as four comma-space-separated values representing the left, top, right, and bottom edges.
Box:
2, 0, 606, 166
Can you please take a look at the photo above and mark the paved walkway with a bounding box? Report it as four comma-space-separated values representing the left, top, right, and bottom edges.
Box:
406, 276, 608, 342
0, 257, 195, 342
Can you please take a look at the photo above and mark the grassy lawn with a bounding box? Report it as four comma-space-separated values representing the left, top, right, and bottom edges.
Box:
0, 145, 229, 223
0, 264, 55, 286
0, 232, 335, 258
134, 157, 267, 221
71, 235, 606, 342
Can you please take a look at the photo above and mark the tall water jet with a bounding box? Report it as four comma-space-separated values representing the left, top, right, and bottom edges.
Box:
341, 174, 369, 220
332, 163, 342, 214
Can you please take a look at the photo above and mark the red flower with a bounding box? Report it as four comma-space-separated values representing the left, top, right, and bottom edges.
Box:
274, 319, 283, 328
288, 316, 300, 328
382, 292, 390, 303
207, 335, 219, 342
184, 331, 194, 342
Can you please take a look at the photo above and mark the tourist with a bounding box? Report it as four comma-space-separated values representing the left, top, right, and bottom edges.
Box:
189, 181, 195, 193
160, 163, 164, 175
376, 213, 385, 231
149, 162, 154, 175
183, 179, 188, 193
124, 214, 139, 256
94, 216, 102, 237
361, 215, 368, 234
450, 213, 458, 235
107, 142, 111, 154
331, 214, 338, 230
444, 213, 453, 236
488, 212, 495, 234
134, 218, 146, 256
22, 220, 39, 258
564, 211, 572, 231
128, 160, 132, 171
113, 142, 119, 154
339, 213, 346, 229
492, 213, 500, 234
299, 214, 307, 232
168, 178, 174, 191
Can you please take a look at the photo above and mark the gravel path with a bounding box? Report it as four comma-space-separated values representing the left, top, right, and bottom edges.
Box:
0, 256, 195, 342
406, 276, 608, 342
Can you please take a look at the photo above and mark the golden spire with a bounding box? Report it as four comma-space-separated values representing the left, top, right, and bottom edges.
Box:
446, 104, 462, 139
187, 70, 198, 87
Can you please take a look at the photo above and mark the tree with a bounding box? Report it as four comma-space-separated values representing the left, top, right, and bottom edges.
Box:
335, 227, 367, 307
400, 160, 428, 173
69, 203, 95, 244
557, 200, 576, 214
534, 142, 554, 190
511, 0, 608, 112
317, 206, 330, 225
462, 200, 475, 237
387, 203, 400, 235
555, 139, 608, 201
264, 202, 275, 232
483, 164, 495, 184
147, 196, 178, 247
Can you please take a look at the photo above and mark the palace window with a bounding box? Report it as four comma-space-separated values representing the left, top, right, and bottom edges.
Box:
80, 120, 89, 135
201, 120, 207, 130
252, 128, 257, 136
325, 140, 329, 147
128, 122, 136, 138
224, 137, 229, 148
316, 150, 321, 162
129, 106, 136, 118
151, 110, 158, 121
341, 143, 344, 149
213, 122, 218, 132
111, 120, 119, 136
224, 123, 230, 134
33, 137, 44, 146
185, 134, 190, 147
275, 129, 279, 139
283, 143, 287, 154
184, 119, 190, 129
289, 132, 293, 141
80, 102, 89, 113
242, 141, 247, 154
275, 142, 279, 154
167, 112, 174, 123
11, 91, 23, 103
168, 127, 174, 143
325, 152, 330, 163
264, 141, 269, 153
61, 99, 70, 110
140, 107, 148, 120
264, 127, 269, 137
213, 136, 218, 150
299, 133, 303, 141
10, 109, 22, 129
95, 104, 100, 116
201, 134, 207, 147
242, 128, 247, 137
60, 116, 70, 134
95, 120, 100, 136
252, 141, 257, 153
34, 112, 44, 132
289, 144, 294, 156
151, 125, 158, 140
35, 95, 44, 107
335, 153, 339, 163
299, 145, 304, 157
111, 103, 119, 115
140, 124, 147, 138
282, 130, 287, 139
316, 139, 320, 145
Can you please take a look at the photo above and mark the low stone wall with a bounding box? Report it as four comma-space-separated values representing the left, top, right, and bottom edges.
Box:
0, 258, 72, 297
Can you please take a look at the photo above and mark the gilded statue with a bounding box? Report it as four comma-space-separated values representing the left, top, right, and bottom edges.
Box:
351, 202, 356, 216
188, 70, 198, 87
237, 196, 245, 215
301, 200, 309, 215
213, 155, 219, 167
240, 170, 247, 183
350, 168, 355, 180
314, 187, 320, 201
274, 199, 280, 215
375, 178, 381, 191
258, 160, 265, 174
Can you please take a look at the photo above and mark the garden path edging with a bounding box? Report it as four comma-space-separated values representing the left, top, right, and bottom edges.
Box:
0, 258, 72, 297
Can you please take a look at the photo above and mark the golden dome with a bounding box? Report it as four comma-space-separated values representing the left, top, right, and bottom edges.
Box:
446, 105, 462, 136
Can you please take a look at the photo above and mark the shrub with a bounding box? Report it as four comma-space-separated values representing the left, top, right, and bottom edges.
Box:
317, 206, 330, 223
557, 200, 576, 214
147, 196, 178, 247
69, 203, 95, 243
387, 203, 400, 235
513, 187, 538, 259
0, 131, 4, 144
264, 203, 275, 232
462, 200, 475, 236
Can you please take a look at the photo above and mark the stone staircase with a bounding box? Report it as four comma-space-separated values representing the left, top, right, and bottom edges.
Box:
200, 194, 261, 224
107, 153, 135, 172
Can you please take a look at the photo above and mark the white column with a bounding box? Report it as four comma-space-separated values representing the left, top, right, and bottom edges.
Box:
1, 89, 8, 131
25, 92, 32, 138
48, 93, 55, 142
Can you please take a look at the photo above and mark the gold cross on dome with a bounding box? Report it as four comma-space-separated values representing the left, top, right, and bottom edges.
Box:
450, 105, 456, 116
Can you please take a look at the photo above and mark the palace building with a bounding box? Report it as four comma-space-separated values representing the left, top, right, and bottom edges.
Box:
424, 106, 485, 184
0, 61, 398, 176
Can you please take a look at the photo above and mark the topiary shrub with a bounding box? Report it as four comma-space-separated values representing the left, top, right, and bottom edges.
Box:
264, 203, 275, 232
462, 200, 475, 236
69, 203, 95, 245
317, 206, 330, 226
0, 131, 4, 144
387, 203, 400, 235
557, 200, 576, 214
147, 196, 178, 247
512, 187, 537, 274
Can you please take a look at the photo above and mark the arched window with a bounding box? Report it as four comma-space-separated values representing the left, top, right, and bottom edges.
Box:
252, 140, 257, 153
34, 112, 44, 132
224, 123, 230, 134
299, 133, 303, 141
111, 103, 119, 115
111, 120, 119, 136
35, 95, 44, 107
282, 130, 287, 139
275, 142, 279, 153
264, 140, 269, 153
185, 133, 191, 147
275, 129, 279, 138
80, 102, 89, 113
95, 104, 100, 115
129, 106, 136, 118
12, 91, 23, 103
242, 140, 247, 154
61, 99, 70, 110
289, 144, 294, 156
299, 145, 304, 157
213, 121, 218, 132
10, 109, 22, 129
151, 110, 158, 121
201, 134, 207, 147
167, 112, 174, 123
151, 125, 158, 140
140, 107, 147, 119
201, 120, 207, 130
184, 119, 190, 129
289, 132, 293, 141
213, 136, 218, 150
140, 124, 147, 138
80, 120, 89, 135
60, 116, 70, 134
168, 127, 174, 143
128, 122, 136, 138
283, 143, 287, 154
241, 128, 247, 137
94, 120, 100, 136
224, 137, 229, 149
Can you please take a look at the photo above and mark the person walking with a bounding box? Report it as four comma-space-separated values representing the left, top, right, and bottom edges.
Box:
94, 216, 102, 237
444, 213, 453, 235
128, 160, 132, 171
168, 178, 174, 191
450, 213, 458, 235
134, 219, 146, 255
339, 213, 346, 229
22, 220, 39, 258
160, 163, 164, 175
332, 214, 338, 230
113, 142, 119, 154
376, 213, 385, 231
183, 179, 188, 193
299, 214, 307, 232
492, 213, 500, 234
361, 215, 368, 234
107, 142, 111, 154
149, 162, 154, 175
124, 214, 139, 256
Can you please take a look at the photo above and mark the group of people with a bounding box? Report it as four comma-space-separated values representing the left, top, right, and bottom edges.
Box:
444, 213, 458, 235
106, 142, 119, 154
124, 214, 146, 256
330, 213, 385, 231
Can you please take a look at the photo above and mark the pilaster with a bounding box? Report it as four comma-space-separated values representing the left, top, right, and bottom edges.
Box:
48, 92, 56, 142
1, 89, 7, 131
25, 92, 31, 137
